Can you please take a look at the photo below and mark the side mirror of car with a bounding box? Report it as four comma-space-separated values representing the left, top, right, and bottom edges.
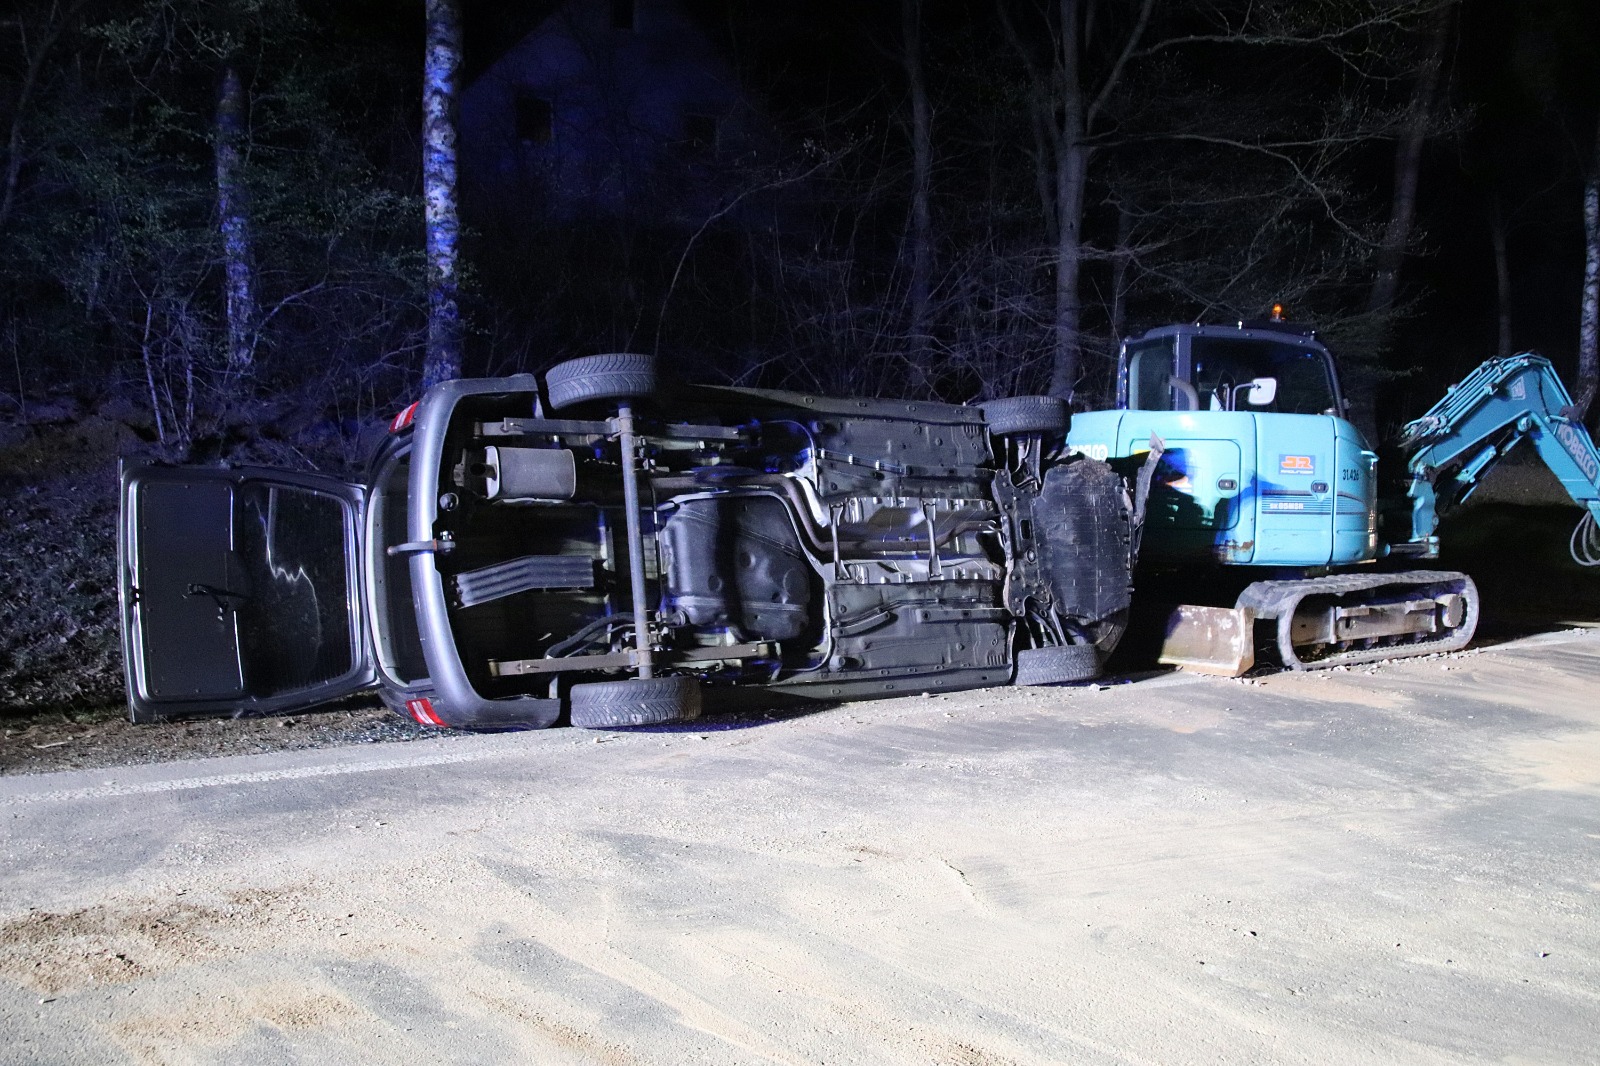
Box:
1244, 377, 1278, 406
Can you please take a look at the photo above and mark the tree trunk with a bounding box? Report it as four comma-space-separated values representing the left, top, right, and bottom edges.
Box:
423, 0, 463, 388
1489, 198, 1512, 357
215, 64, 256, 376
901, 0, 933, 368
1366, 8, 1450, 321
1048, 0, 1086, 401
1576, 112, 1600, 422
1352, 6, 1450, 440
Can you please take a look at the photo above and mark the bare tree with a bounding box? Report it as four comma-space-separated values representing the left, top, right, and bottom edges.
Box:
1577, 111, 1600, 420
0, 0, 427, 456
422, 0, 463, 388
1366, 4, 1453, 324
215, 63, 256, 376
0, 0, 90, 233
1002, 0, 1155, 400
994, 0, 1450, 410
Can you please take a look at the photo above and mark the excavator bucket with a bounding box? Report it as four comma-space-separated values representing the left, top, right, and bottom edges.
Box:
1157, 604, 1256, 677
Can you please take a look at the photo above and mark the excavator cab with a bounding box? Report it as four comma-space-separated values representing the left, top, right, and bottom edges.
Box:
1120, 326, 1343, 416
1073, 322, 1379, 570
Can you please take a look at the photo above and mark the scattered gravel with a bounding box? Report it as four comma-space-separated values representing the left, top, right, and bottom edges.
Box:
0, 699, 465, 777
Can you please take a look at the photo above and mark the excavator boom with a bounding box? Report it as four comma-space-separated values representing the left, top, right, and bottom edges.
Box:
1400, 354, 1600, 562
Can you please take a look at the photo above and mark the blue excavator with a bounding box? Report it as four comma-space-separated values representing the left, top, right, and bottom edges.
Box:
1067, 318, 1600, 674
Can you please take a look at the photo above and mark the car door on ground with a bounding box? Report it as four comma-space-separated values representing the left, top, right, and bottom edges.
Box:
119, 463, 375, 721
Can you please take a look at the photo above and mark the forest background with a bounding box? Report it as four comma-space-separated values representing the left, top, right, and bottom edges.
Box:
1, 0, 1598, 711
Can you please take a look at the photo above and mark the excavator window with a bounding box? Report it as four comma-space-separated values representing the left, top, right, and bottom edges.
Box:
1189, 337, 1337, 415
1127, 338, 1179, 410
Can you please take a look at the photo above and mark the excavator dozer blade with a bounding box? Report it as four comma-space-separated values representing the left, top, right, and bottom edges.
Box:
1157, 604, 1256, 677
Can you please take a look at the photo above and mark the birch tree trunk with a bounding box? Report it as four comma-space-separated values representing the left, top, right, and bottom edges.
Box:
422, 0, 463, 388
901, 0, 933, 367
215, 64, 256, 376
1575, 113, 1600, 421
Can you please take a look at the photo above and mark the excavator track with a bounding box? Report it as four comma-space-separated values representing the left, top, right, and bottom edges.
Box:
1236, 569, 1480, 671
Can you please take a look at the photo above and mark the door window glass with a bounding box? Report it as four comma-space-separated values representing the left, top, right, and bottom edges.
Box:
233, 484, 356, 697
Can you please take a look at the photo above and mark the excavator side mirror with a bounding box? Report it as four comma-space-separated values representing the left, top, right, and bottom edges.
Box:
1244, 377, 1278, 406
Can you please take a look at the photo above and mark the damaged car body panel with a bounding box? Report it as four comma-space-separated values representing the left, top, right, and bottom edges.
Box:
118, 358, 1149, 728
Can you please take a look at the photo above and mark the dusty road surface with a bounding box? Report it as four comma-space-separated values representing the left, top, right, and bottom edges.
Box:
2, 632, 1598, 1065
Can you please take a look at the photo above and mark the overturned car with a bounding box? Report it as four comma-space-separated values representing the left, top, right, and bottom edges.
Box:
118, 355, 1151, 729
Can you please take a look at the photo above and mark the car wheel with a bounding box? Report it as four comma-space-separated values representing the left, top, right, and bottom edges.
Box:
1014, 643, 1101, 685
980, 395, 1069, 437
545, 353, 657, 411
1090, 609, 1129, 655
568, 675, 702, 728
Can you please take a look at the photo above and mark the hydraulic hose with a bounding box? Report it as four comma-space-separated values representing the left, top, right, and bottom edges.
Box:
1570, 512, 1600, 567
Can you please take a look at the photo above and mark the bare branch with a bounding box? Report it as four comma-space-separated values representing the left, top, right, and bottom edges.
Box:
1085, 0, 1156, 130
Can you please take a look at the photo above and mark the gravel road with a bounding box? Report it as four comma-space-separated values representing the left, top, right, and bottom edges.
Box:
2, 630, 1598, 1065
0, 701, 457, 778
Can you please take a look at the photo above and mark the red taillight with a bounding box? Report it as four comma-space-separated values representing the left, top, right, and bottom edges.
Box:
406, 697, 444, 727
389, 401, 420, 434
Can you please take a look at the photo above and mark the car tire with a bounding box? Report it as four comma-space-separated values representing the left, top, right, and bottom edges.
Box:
569, 675, 702, 728
545, 353, 657, 411
1014, 643, 1102, 686
1090, 609, 1129, 655
980, 395, 1069, 437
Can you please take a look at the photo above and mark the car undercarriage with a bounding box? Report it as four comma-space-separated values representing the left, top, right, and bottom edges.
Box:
118, 355, 1153, 729
392, 357, 1148, 726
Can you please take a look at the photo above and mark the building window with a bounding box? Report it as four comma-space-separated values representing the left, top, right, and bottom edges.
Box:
515, 95, 552, 144
683, 113, 718, 154
611, 0, 634, 30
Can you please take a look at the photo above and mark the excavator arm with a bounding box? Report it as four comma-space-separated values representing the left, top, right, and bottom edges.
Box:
1400, 354, 1600, 565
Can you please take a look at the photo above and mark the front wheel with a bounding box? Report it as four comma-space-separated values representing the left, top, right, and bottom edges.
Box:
568, 675, 702, 728
1014, 644, 1102, 686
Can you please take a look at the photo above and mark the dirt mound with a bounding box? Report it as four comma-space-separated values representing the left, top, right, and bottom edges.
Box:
0, 420, 130, 714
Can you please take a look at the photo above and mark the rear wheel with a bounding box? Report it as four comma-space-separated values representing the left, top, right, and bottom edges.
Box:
568, 675, 702, 728
1014, 643, 1102, 686
545, 353, 657, 411
980, 395, 1069, 437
